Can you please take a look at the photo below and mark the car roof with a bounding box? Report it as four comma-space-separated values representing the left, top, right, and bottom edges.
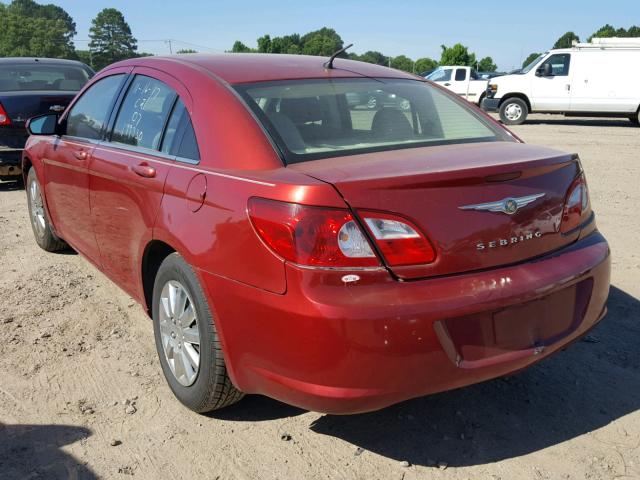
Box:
0, 57, 90, 67
111, 53, 419, 85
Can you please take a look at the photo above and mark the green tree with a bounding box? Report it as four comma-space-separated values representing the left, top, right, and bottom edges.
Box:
230, 40, 254, 53
256, 34, 272, 53
390, 55, 414, 72
553, 31, 580, 48
176, 49, 197, 54
88, 8, 137, 70
270, 34, 301, 54
627, 25, 640, 37
414, 57, 438, 73
522, 52, 541, 68
477, 56, 497, 72
440, 43, 476, 66
354, 50, 388, 65
300, 27, 343, 56
0, 0, 77, 58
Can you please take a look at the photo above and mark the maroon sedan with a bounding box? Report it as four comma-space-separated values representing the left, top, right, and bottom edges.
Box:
22, 54, 610, 414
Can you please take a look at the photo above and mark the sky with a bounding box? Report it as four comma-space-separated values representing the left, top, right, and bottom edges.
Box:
53, 0, 640, 71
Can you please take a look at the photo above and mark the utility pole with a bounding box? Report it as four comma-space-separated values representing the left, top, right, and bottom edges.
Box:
165, 39, 173, 54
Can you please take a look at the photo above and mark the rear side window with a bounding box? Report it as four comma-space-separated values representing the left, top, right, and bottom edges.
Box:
66, 74, 124, 140
161, 99, 200, 161
111, 75, 177, 150
455, 69, 467, 81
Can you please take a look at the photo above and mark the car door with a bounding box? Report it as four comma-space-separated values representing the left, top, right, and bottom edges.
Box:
450, 68, 470, 99
43, 71, 128, 261
89, 69, 188, 300
531, 53, 572, 111
428, 68, 453, 90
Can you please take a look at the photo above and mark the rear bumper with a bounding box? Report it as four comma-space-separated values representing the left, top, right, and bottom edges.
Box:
201, 231, 610, 414
481, 97, 501, 112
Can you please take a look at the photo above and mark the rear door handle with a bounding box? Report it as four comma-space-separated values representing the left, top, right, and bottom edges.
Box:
131, 163, 156, 178
73, 150, 88, 161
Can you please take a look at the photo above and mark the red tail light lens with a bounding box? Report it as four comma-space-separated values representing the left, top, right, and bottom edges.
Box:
360, 211, 436, 266
0, 103, 11, 126
560, 174, 589, 233
248, 198, 379, 267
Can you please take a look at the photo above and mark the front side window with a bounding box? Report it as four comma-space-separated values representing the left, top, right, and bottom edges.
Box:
541, 54, 571, 76
111, 75, 177, 150
236, 78, 508, 164
426, 68, 452, 82
66, 74, 124, 140
455, 69, 467, 81
0, 63, 91, 92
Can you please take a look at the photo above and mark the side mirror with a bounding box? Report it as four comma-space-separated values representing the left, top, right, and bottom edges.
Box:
536, 63, 553, 77
26, 113, 60, 136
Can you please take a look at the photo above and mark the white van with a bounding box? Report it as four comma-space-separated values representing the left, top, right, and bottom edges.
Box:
481, 38, 640, 125
426, 66, 489, 105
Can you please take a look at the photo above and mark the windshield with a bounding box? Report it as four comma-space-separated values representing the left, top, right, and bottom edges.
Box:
0, 64, 92, 92
426, 68, 452, 82
236, 78, 508, 164
521, 54, 546, 74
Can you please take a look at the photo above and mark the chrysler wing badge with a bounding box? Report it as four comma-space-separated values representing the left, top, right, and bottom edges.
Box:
459, 193, 545, 215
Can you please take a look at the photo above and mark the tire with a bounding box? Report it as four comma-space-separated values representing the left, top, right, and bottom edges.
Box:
26, 168, 66, 252
499, 97, 528, 125
152, 253, 243, 413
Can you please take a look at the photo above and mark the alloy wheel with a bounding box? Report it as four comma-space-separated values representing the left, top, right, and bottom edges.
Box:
29, 178, 46, 238
158, 280, 201, 386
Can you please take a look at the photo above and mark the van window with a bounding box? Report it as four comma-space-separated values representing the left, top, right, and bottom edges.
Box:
455, 69, 467, 81
111, 75, 177, 150
541, 54, 571, 76
66, 74, 124, 140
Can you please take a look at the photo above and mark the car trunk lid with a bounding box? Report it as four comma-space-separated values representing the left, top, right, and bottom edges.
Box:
290, 141, 583, 279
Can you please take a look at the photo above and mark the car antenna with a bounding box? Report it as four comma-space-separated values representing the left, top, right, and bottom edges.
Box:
324, 43, 353, 69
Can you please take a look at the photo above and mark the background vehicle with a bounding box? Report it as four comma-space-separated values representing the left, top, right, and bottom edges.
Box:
23, 54, 609, 415
482, 38, 640, 125
426, 66, 489, 104
345, 90, 411, 110
0, 58, 93, 182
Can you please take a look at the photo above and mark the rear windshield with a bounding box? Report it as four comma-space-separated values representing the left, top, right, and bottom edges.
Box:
0, 64, 92, 92
236, 78, 508, 164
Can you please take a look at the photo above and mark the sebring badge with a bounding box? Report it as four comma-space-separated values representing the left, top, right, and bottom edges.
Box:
459, 193, 545, 215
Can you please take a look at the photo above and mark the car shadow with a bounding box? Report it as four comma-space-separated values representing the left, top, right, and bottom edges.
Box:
307, 285, 639, 467
0, 179, 23, 192
0, 423, 96, 479
524, 118, 636, 128
207, 393, 306, 422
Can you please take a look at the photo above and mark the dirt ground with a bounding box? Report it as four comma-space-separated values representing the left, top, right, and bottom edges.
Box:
1, 114, 638, 480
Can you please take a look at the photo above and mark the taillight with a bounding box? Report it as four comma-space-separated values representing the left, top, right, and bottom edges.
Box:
248, 198, 379, 267
360, 211, 436, 266
560, 174, 589, 233
0, 103, 11, 126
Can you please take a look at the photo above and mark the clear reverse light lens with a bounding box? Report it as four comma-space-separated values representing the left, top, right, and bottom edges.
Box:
338, 220, 376, 258
364, 218, 420, 240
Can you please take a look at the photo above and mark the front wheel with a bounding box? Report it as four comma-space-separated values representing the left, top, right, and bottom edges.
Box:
152, 253, 243, 413
499, 98, 528, 125
26, 168, 66, 252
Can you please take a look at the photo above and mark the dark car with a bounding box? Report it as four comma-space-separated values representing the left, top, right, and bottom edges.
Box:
24, 54, 609, 415
0, 58, 93, 182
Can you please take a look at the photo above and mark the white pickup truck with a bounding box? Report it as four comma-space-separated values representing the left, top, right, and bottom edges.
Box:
425, 66, 489, 105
